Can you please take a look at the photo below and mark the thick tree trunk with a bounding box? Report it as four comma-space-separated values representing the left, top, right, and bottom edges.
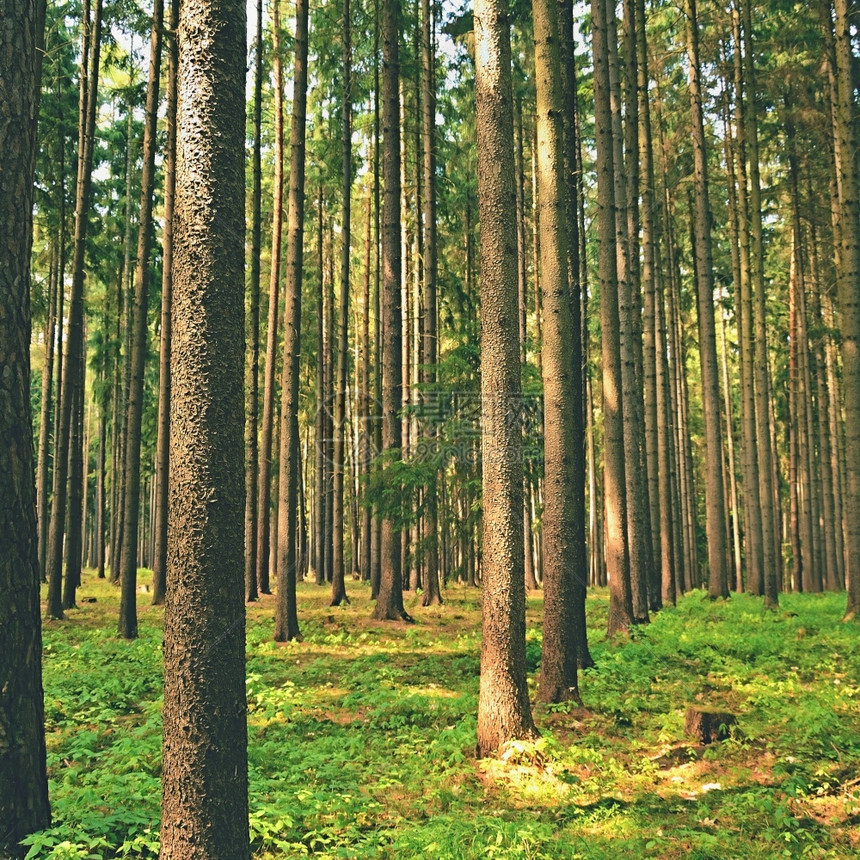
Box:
160, 1, 249, 854
474, 0, 539, 756
0, 0, 51, 850
274, 0, 310, 641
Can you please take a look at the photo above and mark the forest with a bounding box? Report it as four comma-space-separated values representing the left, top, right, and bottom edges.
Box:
1, 0, 860, 856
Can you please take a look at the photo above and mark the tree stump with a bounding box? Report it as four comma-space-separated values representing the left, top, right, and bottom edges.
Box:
684, 706, 737, 744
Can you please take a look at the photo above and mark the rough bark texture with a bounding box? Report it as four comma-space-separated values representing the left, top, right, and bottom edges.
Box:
533, 0, 579, 704
474, 0, 540, 757
159, 1, 249, 855
373, 0, 412, 622
0, 0, 51, 852
274, 0, 310, 641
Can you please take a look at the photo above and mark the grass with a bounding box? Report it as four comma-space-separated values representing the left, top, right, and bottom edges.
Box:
23, 573, 860, 858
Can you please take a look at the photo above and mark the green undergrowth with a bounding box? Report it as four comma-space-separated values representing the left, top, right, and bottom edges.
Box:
25, 575, 860, 858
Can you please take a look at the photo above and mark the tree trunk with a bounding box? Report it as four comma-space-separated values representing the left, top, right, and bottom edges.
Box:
152, 0, 179, 607
421, 0, 442, 607
274, 0, 310, 641
331, 0, 352, 607
685, 0, 730, 599
474, 0, 540, 756
533, 0, 580, 704
160, 1, 249, 854
46, 0, 102, 619
256, 0, 285, 597
119, 0, 164, 639
244, 0, 264, 603
0, 0, 51, 849
593, 0, 634, 634
372, 0, 412, 622
831, 0, 860, 617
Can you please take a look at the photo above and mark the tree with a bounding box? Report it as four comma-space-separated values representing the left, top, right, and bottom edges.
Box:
119, 0, 164, 638
420, 0, 442, 607
256, 0, 286, 598
331, 0, 353, 607
46, 0, 103, 620
372, 0, 412, 622
685, 0, 730, 600
592, 0, 634, 634
244, 0, 264, 604
474, 0, 540, 756
831, 0, 860, 619
274, 0, 311, 641
0, 0, 51, 853
152, 0, 179, 607
159, 0, 249, 854
533, 0, 579, 703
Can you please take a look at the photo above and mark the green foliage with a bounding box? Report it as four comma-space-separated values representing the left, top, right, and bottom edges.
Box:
29, 577, 860, 858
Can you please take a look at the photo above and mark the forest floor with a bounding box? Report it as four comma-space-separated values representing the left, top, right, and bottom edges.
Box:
26, 573, 860, 859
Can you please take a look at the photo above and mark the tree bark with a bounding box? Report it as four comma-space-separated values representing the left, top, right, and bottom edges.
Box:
119, 0, 164, 638
533, 0, 580, 704
373, 0, 412, 621
160, 0, 249, 854
593, 0, 634, 634
474, 0, 539, 756
46, 0, 102, 619
274, 0, 310, 641
685, 0, 730, 599
152, 0, 179, 607
0, 0, 51, 850
256, 0, 286, 597
331, 0, 352, 607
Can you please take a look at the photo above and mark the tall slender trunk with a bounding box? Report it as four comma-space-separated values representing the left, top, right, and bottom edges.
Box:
46, 0, 102, 619
685, 0, 730, 599
152, 0, 179, 606
244, 0, 264, 604
274, 0, 310, 641
372, 0, 412, 621
420, 0, 441, 606
256, 0, 285, 597
831, 0, 860, 616
119, 0, 164, 639
593, 0, 633, 634
533, 0, 579, 703
331, 0, 352, 607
